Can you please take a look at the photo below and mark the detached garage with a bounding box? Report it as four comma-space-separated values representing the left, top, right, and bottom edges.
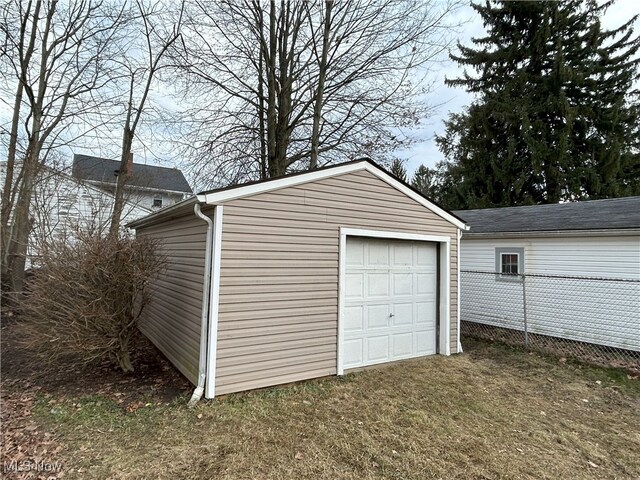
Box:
128, 159, 468, 400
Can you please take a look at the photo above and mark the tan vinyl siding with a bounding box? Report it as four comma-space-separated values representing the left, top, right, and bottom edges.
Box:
136, 208, 212, 384
216, 169, 459, 395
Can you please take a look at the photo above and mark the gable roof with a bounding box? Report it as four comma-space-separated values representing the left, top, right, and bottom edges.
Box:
454, 196, 640, 235
72, 154, 192, 194
128, 159, 468, 230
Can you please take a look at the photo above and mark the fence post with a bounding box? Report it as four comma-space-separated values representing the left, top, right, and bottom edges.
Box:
522, 273, 529, 347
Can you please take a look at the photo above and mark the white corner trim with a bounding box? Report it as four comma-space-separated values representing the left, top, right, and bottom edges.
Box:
337, 232, 347, 376
439, 240, 452, 356
204, 205, 224, 399
337, 227, 453, 375
457, 228, 463, 354
199, 161, 468, 231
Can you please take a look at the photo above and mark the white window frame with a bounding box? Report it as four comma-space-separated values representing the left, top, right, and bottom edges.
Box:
337, 227, 453, 375
153, 193, 163, 208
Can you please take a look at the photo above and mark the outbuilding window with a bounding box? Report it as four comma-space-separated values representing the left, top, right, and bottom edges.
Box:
500, 253, 519, 274
495, 247, 524, 279
153, 193, 163, 208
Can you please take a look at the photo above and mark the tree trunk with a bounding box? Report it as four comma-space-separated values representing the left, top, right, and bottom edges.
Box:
116, 328, 135, 373
310, 0, 333, 170
5, 147, 40, 298
108, 128, 134, 238
1, 81, 24, 288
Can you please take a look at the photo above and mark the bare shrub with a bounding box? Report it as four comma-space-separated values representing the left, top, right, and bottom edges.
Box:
19, 231, 165, 372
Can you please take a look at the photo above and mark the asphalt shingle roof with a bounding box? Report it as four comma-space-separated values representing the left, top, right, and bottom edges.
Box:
453, 196, 640, 234
72, 154, 192, 193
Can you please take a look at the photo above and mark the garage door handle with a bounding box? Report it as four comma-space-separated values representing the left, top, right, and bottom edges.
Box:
389, 313, 395, 318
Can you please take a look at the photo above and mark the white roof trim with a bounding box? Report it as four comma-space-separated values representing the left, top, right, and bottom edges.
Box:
199, 161, 468, 230
462, 228, 640, 239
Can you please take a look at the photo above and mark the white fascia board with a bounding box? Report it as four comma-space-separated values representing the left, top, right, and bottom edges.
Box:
200, 162, 366, 204
199, 161, 468, 231
461, 228, 640, 239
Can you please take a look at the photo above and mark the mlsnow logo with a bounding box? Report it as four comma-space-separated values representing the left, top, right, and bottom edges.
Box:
3, 459, 62, 474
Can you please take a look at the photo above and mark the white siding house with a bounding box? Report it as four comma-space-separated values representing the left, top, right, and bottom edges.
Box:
1, 162, 152, 266
454, 197, 640, 353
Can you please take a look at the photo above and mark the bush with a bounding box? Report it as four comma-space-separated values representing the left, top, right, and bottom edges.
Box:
19, 231, 165, 372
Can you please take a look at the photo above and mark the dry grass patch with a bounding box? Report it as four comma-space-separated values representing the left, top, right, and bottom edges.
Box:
26, 340, 640, 479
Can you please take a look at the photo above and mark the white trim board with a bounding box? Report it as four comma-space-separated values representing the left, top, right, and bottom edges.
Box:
337, 227, 453, 376
198, 161, 468, 231
457, 228, 463, 354
205, 205, 224, 399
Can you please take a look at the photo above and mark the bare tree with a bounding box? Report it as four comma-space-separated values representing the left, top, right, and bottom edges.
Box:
108, 0, 184, 237
0, 0, 122, 299
175, 0, 462, 187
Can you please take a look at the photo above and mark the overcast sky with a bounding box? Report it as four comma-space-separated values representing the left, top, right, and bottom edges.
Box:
396, 0, 640, 176
3, 1, 639, 181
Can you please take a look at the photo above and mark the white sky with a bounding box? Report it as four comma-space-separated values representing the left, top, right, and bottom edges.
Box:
397, 0, 640, 176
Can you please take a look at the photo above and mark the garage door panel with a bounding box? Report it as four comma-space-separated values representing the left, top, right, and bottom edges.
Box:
367, 304, 389, 329
367, 336, 389, 362
343, 338, 363, 366
392, 332, 413, 356
417, 244, 437, 266
392, 273, 413, 295
346, 238, 365, 266
368, 242, 389, 266
392, 243, 413, 266
345, 273, 364, 299
343, 237, 438, 370
392, 303, 413, 326
416, 301, 436, 324
416, 331, 436, 355
344, 305, 364, 332
367, 273, 389, 297
416, 273, 436, 294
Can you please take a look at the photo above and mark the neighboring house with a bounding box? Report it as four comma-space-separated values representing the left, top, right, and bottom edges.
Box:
128, 159, 468, 399
72, 154, 193, 210
0, 162, 152, 266
454, 197, 640, 352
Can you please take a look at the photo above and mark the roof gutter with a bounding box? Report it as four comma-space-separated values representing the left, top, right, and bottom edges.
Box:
461, 228, 640, 239
188, 203, 213, 407
127, 196, 198, 229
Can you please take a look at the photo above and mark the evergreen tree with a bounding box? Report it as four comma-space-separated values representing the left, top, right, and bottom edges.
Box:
437, 0, 640, 209
411, 164, 438, 199
390, 159, 408, 182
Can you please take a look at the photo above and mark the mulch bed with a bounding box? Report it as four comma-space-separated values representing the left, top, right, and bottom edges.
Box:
1, 316, 191, 479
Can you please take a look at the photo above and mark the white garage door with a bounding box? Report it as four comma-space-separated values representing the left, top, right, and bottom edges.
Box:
342, 236, 438, 370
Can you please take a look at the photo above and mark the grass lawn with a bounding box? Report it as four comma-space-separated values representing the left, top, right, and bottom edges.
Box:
2, 324, 639, 480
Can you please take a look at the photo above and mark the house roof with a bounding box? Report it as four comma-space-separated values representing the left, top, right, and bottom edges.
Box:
128, 159, 468, 230
72, 154, 192, 193
454, 196, 640, 235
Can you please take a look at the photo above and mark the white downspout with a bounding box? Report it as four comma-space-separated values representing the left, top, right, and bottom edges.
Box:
457, 228, 463, 353
188, 203, 214, 407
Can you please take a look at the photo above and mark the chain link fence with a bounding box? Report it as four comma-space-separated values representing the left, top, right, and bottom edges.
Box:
460, 270, 640, 372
